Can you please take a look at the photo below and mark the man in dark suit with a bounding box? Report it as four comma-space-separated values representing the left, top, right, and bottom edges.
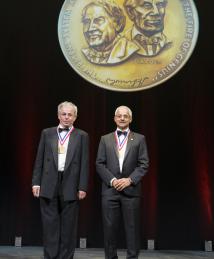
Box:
96, 105, 149, 259
32, 101, 89, 259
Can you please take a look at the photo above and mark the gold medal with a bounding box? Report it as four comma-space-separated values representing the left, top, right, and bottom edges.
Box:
118, 149, 123, 159
58, 145, 65, 154
58, 0, 199, 91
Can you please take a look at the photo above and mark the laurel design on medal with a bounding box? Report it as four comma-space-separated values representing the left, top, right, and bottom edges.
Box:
58, 0, 199, 92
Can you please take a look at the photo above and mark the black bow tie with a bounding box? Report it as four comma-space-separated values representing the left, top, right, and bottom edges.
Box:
117, 130, 128, 137
58, 127, 69, 133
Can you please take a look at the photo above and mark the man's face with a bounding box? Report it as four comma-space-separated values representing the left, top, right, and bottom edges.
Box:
131, 0, 167, 37
114, 107, 132, 130
58, 106, 76, 128
82, 4, 117, 51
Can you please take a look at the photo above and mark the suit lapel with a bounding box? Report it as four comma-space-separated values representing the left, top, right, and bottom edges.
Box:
64, 129, 78, 171
124, 131, 134, 161
50, 127, 58, 168
111, 132, 119, 158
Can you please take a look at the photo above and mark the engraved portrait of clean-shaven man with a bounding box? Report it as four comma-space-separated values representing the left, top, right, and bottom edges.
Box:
81, 0, 139, 65
124, 0, 172, 57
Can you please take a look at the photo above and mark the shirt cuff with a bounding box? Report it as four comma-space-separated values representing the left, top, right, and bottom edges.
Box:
110, 177, 117, 186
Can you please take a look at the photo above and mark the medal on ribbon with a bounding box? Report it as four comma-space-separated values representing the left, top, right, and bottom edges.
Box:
57, 126, 74, 154
114, 129, 130, 151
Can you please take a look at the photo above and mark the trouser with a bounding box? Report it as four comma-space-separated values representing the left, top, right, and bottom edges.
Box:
40, 173, 79, 259
102, 193, 140, 259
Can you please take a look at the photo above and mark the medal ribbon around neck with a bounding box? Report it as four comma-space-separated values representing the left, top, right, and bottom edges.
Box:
57, 126, 74, 145
114, 129, 130, 151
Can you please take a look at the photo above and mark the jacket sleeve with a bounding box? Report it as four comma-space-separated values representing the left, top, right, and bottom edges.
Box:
32, 130, 45, 186
96, 136, 116, 186
78, 132, 89, 192
129, 135, 149, 185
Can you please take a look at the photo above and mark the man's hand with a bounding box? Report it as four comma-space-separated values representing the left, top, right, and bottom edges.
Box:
112, 178, 132, 191
32, 186, 40, 198
78, 190, 87, 200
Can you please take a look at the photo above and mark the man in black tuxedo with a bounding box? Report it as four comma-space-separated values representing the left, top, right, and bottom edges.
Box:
96, 105, 149, 259
32, 101, 89, 259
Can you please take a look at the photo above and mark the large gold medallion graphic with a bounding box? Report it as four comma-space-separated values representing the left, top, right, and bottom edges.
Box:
58, 0, 199, 92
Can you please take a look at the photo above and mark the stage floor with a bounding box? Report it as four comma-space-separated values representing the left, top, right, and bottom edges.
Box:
0, 247, 214, 259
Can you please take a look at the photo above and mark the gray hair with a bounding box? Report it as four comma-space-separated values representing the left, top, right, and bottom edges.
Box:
115, 105, 132, 118
57, 101, 78, 117
82, 0, 126, 33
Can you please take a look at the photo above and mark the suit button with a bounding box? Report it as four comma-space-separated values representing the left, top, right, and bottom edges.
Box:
47, 158, 50, 162
45, 171, 48, 175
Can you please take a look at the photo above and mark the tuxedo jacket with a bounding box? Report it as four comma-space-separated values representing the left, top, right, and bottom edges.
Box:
32, 127, 89, 201
96, 131, 149, 197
